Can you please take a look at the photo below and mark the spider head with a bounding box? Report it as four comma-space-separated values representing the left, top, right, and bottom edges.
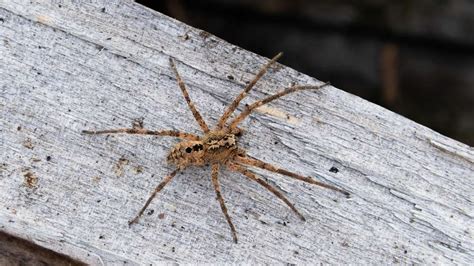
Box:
202, 131, 237, 151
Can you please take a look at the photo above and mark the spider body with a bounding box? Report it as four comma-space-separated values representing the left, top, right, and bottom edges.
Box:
83, 52, 348, 243
167, 131, 242, 168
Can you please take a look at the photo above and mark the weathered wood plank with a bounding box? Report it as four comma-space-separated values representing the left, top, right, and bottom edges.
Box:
0, 0, 473, 264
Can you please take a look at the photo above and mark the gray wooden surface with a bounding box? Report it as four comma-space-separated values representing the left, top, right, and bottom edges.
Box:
1, 1, 473, 264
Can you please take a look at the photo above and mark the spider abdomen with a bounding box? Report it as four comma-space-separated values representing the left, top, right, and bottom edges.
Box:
167, 140, 206, 167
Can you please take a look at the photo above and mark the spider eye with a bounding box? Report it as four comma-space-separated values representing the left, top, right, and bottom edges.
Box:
185, 147, 192, 153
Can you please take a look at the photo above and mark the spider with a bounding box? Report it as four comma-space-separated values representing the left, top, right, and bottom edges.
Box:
82, 52, 349, 243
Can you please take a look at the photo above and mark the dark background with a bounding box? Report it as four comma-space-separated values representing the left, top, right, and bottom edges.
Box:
137, 0, 474, 146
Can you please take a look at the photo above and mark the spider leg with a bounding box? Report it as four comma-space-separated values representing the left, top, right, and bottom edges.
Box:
216, 52, 283, 130
82, 128, 200, 140
129, 168, 180, 225
234, 155, 349, 197
211, 163, 238, 243
229, 82, 330, 129
227, 162, 305, 221
169, 58, 210, 133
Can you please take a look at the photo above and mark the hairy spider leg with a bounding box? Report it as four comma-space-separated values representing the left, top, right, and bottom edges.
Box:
229, 83, 330, 130
82, 128, 200, 140
227, 162, 305, 221
169, 58, 210, 133
234, 156, 349, 197
211, 163, 238, 243
128, 168, 180, 225
216, 52, 283, 129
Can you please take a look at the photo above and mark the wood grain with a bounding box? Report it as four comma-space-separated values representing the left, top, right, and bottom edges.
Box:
0, 0, 473, 264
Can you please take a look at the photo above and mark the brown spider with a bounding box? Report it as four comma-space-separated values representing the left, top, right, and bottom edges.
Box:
82, 52, 349, 243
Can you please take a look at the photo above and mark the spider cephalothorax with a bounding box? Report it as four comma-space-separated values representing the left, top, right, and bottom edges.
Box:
83, 52, 349, 243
